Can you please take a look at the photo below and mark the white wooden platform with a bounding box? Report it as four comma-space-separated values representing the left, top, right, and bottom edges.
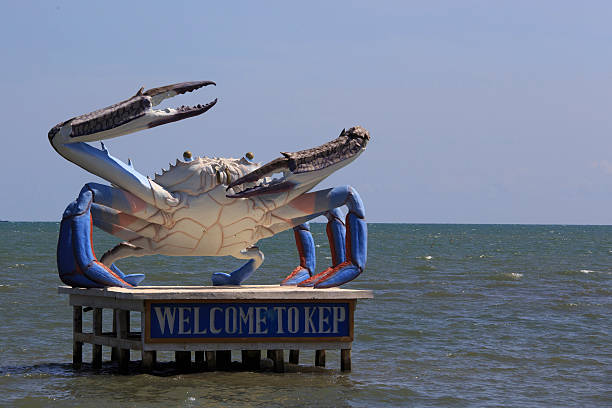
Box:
59, 285, 373, 373
59, 284, 373, 301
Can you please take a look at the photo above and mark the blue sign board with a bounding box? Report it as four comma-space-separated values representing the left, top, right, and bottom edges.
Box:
145, 300, 353, 342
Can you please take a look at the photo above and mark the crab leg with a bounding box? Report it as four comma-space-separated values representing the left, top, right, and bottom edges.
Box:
211, 247, 265, 286
91, 204, 150, 241
280, 223, 317, 285
52, 134, 181, 212
57, 188, 145, 288
296, 209, 348, 287
99, 242, 154, 266
86, 182, 169, 227
324, 208, 347, 267
271, 185, 367, 288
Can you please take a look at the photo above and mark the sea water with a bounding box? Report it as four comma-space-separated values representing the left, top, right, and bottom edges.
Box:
0, 223, 610, 407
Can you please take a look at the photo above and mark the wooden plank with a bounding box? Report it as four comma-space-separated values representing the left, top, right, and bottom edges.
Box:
289, 350, 299, 365
117, 309, 129, 373
92, 308, 102, 368
74, 332, 142, 349
315, 350, 326, 367
341, 348, 351, 372
68, 294, 143, 311
73, 306, 82, 369
175, 351, 191, 370
205, 351, 216, 370
59, 285, 373, 300
142, 350, 156, 372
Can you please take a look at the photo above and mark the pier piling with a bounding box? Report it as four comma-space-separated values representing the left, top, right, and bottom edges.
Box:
72, 306, 82, 369
341, 349, 351, 371
315, 350, 326, 367
289, 350, 300, 365
92, 308, 102, 368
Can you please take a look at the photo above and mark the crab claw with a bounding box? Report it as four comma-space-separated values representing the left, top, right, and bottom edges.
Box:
48, 80, 217, 144
226, 126, 370, 199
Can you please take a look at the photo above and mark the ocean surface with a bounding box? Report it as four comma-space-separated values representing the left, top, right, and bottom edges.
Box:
0, 222, 610, 407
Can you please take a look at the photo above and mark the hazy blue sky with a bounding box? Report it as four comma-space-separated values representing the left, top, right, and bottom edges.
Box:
1, 1, 612, 223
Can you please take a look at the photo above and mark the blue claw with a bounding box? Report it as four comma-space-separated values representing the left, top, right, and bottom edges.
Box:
212, 259, 256, 286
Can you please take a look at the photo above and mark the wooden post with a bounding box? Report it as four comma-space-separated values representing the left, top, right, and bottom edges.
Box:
116, 309, 129, 373
341, 349, 351, 372
289, 350, 299, 365
242, 350, 261, 370
142, 351, 156, 372
175, 351, 191, 370
270, 349, 284, 373
72, 306, 82, 369
92, 308, 102, 368
216, 350, 231, 370
205, 351, 216, 370
111, 310, 118, 362
195, 351, 205, 368
315, 350, 326, 367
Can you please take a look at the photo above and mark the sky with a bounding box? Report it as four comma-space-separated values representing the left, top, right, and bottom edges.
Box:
1, 1, 612, 224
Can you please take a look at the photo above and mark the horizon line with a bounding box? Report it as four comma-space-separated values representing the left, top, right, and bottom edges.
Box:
2, 220, 612, 227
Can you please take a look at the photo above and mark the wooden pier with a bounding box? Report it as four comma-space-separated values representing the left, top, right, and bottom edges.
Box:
59, 285, 372, 373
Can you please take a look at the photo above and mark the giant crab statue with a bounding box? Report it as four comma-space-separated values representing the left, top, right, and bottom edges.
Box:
49, 81, 369, 289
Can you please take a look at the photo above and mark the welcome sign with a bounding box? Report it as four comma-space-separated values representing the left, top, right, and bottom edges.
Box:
144, 300, 354, 343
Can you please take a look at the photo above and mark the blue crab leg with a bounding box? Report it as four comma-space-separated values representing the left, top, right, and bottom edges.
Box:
271, 185, 367, 288
52, 142, 180, 211
90, 204, 144, 241
85, 182, 169, 227
314, 210, 366, 288
57, 188, 144, 288
211, 247, 265, 286
296, 209, 347, 287
81, 183, 203, 266
280, 223, 316, 285
324, 208, 347, 267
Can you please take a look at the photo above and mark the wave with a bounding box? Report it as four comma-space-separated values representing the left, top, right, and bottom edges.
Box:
558, 268, 607, 276
487, 272, 523, 281
413, 265, 436, 271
